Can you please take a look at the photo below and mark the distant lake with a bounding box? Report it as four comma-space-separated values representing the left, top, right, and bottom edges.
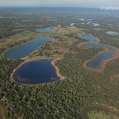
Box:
35, 28, 53, 33
15, 34, 24, 36
88, 19, 93, 21
69, 23, 74, 27
79, 19, 84, 21
80, 33, 115, 69
87, 22, 91, 24
80, 23, 85, 24
92, 23, 99, 26
105, 31, 118, 35
84, 43, 111, 49
4, 37, 52, 59
22, 20, 31, 22
55, 33, 60, 37
12, 59, 60, 84
69, 23, 76, 28
80, 33, 98, 42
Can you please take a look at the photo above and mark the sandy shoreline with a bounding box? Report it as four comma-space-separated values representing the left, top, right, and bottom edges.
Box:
2, 37, 53, 59
78, 33, 119, 72
78, 33, 100, 42
10, 56, 65, 85
51, 56, 65, 80
82, 47, 119, 72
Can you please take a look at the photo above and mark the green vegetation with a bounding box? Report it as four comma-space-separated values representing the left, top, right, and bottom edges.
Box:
81, 105, 119, 119
0, 7, 119, 119
87, 110, 119, 119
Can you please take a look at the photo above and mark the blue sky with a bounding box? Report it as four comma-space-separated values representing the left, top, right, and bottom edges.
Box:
0, 0, 119, 7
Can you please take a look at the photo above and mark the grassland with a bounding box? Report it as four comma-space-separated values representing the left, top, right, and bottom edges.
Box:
0, 106, 6, 119
80, 104, 119, 119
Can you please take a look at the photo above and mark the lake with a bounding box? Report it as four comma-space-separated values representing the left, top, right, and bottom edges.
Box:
4, 37, 52, 59
80, 33, 98, 42
86, 49, 114, 68
55, 33, 60, 37
35, 28, 53, 33
105, 31, 118, 35
12, 59, 60, 84
92, 23, 99, 26
80, 33, 115, 69
84, 43, 111, 49
15, 34, 24, 36
69, 23, 74, 27
69, 23, 76, 28
83, 43, 114, 68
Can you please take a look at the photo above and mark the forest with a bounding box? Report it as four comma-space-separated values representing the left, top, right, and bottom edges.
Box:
0, 7, 119, 119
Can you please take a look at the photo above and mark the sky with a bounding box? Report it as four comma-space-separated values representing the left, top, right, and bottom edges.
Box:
0, 0, 119, 7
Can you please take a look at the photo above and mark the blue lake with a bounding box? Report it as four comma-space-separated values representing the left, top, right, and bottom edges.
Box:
92, 23, 99, 26
87, 22, 90, 24
69, 23, 76, 28
12, 59, 60, 84
55, 33, 60, 37
86, 50, 114, 68
105, 31, 118, 35
80, 33, 98, 42
35, 28, 53, 33
84, 43, 111, 49
4, 37, 52, 59
80, 33, 115, 69
15, 34, 24, 36
79, 19, 84, 21
69, 23, 74, 27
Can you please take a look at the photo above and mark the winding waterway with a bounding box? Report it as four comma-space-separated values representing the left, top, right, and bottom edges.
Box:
35, 28, 53, 33
79, 32, 119, 71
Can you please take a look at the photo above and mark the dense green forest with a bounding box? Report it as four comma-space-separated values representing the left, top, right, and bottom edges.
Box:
0, 7, 119, 119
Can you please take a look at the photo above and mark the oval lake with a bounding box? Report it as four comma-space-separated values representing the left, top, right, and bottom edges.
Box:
80, 33, 115, 69
12, 59, 60, 84
105, 31, 118, 35
3, 37, 52, 59
35, 28, 53, 33
80, 33, 98, 42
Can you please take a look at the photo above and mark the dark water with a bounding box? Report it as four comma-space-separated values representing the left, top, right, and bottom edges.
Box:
81, 33, 115, 68
15, 34, 24, 36
55, 33, 60, 37
105, 31, 118, 35
84, 43, 111, 49
12, 59, 60, 84
80, 33, 98, 42
4, 37, 52, 59
35, 28, 53, 33
86, 50, 114, 68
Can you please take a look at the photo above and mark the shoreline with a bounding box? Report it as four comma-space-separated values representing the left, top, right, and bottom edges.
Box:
82, 46, 119, 72
80, 104, 119, 119
10, 56, 65, 85
51, 56, 65, 80
78, 33, 100, 42
78, 32, 119, 72
2, 36, 53, 59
